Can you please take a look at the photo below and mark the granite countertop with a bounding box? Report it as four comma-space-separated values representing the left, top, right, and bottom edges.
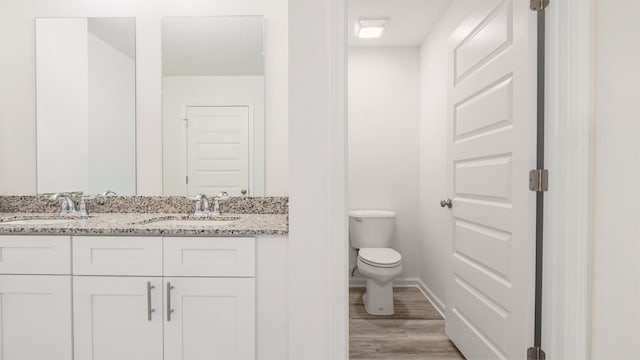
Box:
0, 212, 288, 236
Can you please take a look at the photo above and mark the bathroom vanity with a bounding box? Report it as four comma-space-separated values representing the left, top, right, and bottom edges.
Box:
0, 11, 289, 359
0, 197, 288, 360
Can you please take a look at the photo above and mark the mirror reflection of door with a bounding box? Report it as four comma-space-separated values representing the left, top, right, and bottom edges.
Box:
186, 106, 250, 196
161, 16, 265, 197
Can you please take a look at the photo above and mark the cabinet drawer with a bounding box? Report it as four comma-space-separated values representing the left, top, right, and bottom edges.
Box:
73, 237, 162, 276
0, 235, 71, 274
164, 237, 255, 277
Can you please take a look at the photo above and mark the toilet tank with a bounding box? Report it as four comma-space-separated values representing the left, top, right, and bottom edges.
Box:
348, 210, 396, 249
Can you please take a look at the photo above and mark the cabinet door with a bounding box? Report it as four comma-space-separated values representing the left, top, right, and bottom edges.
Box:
0, 275, 72, 360
74, 276, 163, 360
164, 277, 256, 360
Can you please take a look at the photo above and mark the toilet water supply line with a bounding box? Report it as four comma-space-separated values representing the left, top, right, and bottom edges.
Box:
351, 249, 359, 276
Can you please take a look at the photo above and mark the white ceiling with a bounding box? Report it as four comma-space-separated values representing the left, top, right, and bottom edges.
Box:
87, 18, 136, 59
162, 16, 264, 76
348, 0, 453, 47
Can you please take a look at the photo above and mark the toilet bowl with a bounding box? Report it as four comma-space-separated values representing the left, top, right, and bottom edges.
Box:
356, 248, 403, 315
349, 210, 403, 315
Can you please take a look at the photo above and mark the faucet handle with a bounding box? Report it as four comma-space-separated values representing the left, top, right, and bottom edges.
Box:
49, 192, 69, 201
190, 193, 207, 201
95, 191, 115, 205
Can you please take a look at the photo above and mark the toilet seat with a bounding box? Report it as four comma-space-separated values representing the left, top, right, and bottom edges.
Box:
358, 248, 402, 268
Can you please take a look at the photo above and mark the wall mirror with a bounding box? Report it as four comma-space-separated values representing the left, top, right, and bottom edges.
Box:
35, 17, 136, 195
162, 16, 265, 197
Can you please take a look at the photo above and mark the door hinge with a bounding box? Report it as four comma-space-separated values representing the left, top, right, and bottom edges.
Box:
527, 347, 546, 360
529, 169, 549, 192
530, 0, 549, 11
184, 118, 188, 127
186, 176, 189, 184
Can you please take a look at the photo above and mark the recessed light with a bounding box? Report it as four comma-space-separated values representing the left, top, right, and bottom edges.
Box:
354, 18, 389, 39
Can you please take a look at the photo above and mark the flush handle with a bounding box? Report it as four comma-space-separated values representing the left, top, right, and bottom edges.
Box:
440, 199, 453, 209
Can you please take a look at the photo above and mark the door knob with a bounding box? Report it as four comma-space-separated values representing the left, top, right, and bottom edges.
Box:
440, 199, 452, 208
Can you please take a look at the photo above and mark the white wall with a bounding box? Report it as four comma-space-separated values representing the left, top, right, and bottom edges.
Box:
591, 1, 640, 358
162, 76, 265, 196
289, 0, 348, 357
0, 0, 288, 196
348, 47, 421, 279
88, 32, 136, 195
35, 19, 89, 193
416, 1, 470, 313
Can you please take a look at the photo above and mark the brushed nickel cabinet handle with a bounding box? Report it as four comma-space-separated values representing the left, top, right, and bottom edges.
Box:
167, 282, 175, 322
146, 281, 156, 321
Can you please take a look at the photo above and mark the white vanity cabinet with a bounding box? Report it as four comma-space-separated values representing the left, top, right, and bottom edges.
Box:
72, 236, 256, 360
73, 276, 164, 360
162, 237, 256, 360
0, 236, 73, 360
163, 277, 255, 360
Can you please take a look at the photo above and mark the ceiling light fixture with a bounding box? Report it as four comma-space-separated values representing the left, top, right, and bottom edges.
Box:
354, 17, 389, 39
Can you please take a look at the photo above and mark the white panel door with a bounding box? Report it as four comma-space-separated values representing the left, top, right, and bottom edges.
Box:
0, 275, 72, 360
164, 277, 256, 360
73, 276, 163, 360
445, 1, 537, 359
187, 106, 250, 196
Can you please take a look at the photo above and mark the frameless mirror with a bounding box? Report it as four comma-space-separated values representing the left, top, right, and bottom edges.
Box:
36, 17, 136, 195
162, 16, 265, 197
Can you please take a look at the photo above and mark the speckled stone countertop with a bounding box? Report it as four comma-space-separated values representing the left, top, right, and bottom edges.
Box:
0, 212, 288, 236
0, 195, 288, 215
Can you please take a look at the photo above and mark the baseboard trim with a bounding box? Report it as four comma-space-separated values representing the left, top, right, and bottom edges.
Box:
349, 277, 446, 318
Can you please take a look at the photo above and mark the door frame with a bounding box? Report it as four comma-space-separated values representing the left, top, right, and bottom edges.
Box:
322, 0, 593, 359
541, 0, 593, 358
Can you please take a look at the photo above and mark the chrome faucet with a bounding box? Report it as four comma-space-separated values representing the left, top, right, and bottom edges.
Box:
211, 191, 229, 216
50, 193, 77, 214
190, 194, 210, 216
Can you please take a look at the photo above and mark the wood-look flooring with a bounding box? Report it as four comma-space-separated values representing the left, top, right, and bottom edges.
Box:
350, 287, 465, 360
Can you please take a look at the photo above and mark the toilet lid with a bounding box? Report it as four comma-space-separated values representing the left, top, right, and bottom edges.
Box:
348, 210, 396, 218
358, 248, 402, 267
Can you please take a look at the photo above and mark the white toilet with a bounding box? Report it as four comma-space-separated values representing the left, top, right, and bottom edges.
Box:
349, 210, 403, 315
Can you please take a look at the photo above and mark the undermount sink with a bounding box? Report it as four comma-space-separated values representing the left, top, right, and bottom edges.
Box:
137, 215, 241, 227
1, 217, 90, 225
